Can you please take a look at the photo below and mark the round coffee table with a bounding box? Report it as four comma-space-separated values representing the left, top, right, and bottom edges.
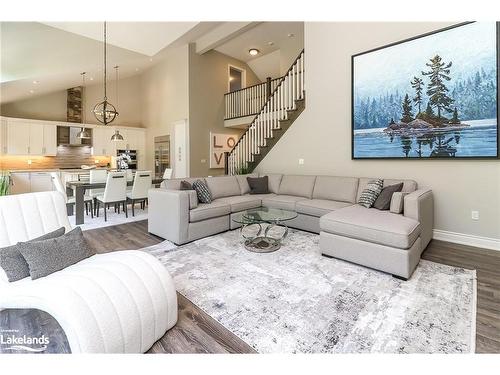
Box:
232, 207, 298, 253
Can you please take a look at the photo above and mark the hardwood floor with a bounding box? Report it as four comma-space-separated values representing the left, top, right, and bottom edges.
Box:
1, 220, 498, 353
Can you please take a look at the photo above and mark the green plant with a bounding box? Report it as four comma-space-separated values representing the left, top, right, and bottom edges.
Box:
235, 163, 251, 175
0, 171, 11, 196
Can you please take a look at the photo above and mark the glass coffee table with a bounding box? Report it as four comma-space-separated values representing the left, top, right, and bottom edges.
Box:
232, 207, 298, 253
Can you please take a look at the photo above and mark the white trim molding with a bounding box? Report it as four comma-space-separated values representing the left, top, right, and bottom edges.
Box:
433, 229, 500, 251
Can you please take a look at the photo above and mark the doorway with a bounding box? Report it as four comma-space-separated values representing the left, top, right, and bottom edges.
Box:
228, 65, 246, 92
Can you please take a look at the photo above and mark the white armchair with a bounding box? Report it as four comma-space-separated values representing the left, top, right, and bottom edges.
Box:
0, 191, 177, 353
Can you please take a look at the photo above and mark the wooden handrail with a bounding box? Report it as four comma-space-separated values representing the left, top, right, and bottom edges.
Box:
224, 76, 282, 96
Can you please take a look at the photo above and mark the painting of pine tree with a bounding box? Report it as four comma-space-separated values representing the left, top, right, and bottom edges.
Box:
352, 22, 498, 159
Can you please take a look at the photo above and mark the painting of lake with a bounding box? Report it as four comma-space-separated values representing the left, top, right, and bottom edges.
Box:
352, 22, 498, 159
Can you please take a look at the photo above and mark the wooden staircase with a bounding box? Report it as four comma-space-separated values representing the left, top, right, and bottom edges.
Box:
226, 50, 305, 175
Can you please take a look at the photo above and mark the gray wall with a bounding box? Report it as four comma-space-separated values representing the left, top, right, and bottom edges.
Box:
256, 22, 500, 240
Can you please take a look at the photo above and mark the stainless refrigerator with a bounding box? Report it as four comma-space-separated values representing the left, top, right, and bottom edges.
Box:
154, 135, 170, 179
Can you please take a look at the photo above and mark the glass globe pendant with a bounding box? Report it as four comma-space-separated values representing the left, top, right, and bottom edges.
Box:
93, 21, 119, 125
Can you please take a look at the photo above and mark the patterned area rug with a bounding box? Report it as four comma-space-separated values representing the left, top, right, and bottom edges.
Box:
145, 229, 477, 353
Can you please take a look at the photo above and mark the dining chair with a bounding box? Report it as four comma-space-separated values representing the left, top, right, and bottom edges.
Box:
89, 169, 107, 212
162, 168, 173, 180
94, 172, 127, 222
127, 171, 152, 216
50, 172, 94, 218
125, 169, 134, 192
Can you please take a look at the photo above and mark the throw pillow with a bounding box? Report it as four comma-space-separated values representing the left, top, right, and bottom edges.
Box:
192, 179, 212, 204
390, 192, 409, 214
373, 183, 404, 210
18, 227, 95, 280
179, 180, 193, 190
358, 179, 384, 208
247, 176, 269, 194
0, 227, 66, 282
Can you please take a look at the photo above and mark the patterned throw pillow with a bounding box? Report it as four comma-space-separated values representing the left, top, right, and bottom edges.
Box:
192, 179, 212, 204
358, 179, 384, 208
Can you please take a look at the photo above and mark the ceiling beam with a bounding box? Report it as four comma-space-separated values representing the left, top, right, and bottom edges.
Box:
195, 22, 261, 55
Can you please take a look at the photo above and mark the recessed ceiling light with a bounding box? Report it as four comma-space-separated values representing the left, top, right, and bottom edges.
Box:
248, 48, 260, 56
29, 89, 35, 94
149, 58, 153, 62
89, 77, 94, 81
267, 41, 274, 46
135, 68, 139, 72
32, 80, 39, 84
287, 33, 295, 38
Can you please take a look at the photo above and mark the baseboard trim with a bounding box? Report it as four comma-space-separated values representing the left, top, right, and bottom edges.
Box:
432, 229, 500, 251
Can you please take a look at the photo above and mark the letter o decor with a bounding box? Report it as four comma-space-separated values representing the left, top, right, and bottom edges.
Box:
227, 137, 236, 148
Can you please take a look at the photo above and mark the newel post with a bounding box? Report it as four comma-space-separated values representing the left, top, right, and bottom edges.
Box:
224, 152, 229, 175
266, 77, 272, 99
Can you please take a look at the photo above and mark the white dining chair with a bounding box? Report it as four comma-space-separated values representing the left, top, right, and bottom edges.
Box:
125, 169, 134, 192
162, 168, 173, 180
50, 172, 94, 218
127, 171, 152, 216
94, 171, 127, 222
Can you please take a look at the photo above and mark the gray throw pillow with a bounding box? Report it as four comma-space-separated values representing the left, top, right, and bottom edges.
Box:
179, 180, 193, 190
192, 179, 212, 204
358, 179, 384, 208
247, 176, 269, 194
373, 183, 404, 210
0, 227, 66, 282
18, 227, 95, 280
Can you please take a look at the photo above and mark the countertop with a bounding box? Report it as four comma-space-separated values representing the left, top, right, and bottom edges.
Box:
9, 168, 108, 173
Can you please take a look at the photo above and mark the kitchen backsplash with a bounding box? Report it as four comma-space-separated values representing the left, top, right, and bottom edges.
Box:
0, 145, 111, 170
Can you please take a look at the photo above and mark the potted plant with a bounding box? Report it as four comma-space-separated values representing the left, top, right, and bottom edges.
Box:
0, 170, 11, 196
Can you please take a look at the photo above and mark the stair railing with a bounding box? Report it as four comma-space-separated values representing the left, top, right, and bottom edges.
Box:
226, 50, 305, 175
224, 77, 282, 120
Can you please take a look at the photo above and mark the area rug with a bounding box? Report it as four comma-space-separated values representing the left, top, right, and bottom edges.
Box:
69, 207, 148, 231
145, 229, 477, 353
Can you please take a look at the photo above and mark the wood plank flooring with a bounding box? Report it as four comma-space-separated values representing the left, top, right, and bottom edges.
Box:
1, 220, 498, 353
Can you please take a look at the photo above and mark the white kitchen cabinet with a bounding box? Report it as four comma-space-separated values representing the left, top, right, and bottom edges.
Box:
5, 119, 58, 156
42, 124, 58, 156
92, 126, 115, 156
0, 118, 6, 154
29, 124, 44, 155
30, 172, 54, 192
7, 122, 30, 155
10, 172, 55, 195
10, 173, 31, 194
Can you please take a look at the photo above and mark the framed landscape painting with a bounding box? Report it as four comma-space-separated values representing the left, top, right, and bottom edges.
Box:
352, 22, 499, 159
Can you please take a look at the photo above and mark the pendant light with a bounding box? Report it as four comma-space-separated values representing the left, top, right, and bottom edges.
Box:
110, 65, 124, 141
93, 21, 119, 125
76, 72, 91, 139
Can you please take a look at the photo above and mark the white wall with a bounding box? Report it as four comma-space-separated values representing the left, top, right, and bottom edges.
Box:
257, 22, 500, 241
140, 45, 190, 172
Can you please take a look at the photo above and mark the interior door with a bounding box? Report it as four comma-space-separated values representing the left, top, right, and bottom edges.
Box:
173, 120, 189, 178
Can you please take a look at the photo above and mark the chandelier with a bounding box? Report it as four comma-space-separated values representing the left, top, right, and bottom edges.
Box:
93, 21, 119, 125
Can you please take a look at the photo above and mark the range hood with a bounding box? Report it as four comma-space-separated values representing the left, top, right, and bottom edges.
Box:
57, 126, 92, 146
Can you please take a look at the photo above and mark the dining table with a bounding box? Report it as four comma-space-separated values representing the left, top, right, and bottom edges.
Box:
66, 178, 164, 225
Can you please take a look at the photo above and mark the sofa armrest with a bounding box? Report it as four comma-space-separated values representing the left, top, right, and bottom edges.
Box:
148, 188, 190, 245
404, 188, 433, 249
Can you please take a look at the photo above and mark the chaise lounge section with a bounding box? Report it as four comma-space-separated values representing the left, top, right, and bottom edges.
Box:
148, 174, 433, 279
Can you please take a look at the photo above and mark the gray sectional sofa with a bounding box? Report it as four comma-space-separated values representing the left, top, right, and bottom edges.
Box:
148, 174, 433, 279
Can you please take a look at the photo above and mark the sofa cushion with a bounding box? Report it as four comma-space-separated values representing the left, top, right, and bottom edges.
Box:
312, 176, 359, 203
205, 176, 241, 199
356, 178, 417, 202
296, 199, 352, 217
261, 195, 308, 211
278, 175, 317, 198
162, 177, 201, 190
189, 201, 231, 223
235, 174, 258, 195
320, 204, 421, 249
216, 195, 262, 213
259, 174, 283, 194
373, 183, 403, 210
